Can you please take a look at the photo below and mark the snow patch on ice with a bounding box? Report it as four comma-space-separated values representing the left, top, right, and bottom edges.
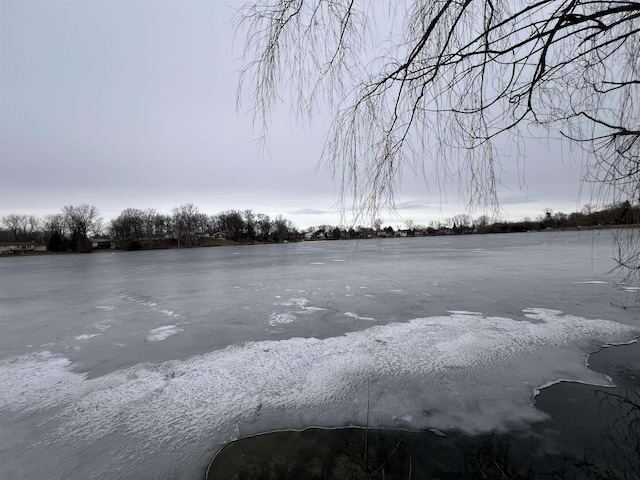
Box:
268, 313, 297, 326
268, 298, 327, 326
345, 312, 376, 322
146, 325, 183, 342
447, 310, 483, 315
573, 281, 608, 284
274, 297, 309, 308
273, 297, 326, 314
74, 334, 101, 341
0, 352, 86, 413
95, 305, 114, 311
1, 309, 638, 479
523, 308, 565, 319
121, 294, 183, 319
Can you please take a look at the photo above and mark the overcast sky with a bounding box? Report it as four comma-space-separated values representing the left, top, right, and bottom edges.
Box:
1, 0, 593, 230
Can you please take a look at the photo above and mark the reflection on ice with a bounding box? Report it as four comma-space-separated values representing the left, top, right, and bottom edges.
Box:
0, 308, 638, 479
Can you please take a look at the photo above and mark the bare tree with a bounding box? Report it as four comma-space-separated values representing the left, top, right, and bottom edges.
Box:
172, 203, 205, 247
244, 209, 257, 240
1, 214, 32, 241
237, 0, 640, 275
62, 204, 101, 240
256, 213, 272, 241
271, 214, 297, 242
452, 213, 473, 230
475, 215, 490, 229
141, 208, 159, 248
110, 208, 146, 248
43, 213, 67, 236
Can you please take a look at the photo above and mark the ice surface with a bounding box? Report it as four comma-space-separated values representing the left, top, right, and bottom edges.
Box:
0, 308, 637, 480
2, 232, 640, 479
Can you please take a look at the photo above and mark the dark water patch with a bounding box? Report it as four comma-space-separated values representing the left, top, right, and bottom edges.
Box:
206, 427, 535, 479
205, 342, 640, 479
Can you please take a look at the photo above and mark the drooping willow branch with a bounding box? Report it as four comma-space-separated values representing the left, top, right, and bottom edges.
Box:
236, 0, 639, 230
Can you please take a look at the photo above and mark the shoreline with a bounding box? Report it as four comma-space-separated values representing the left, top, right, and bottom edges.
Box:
2, 225, 639, 259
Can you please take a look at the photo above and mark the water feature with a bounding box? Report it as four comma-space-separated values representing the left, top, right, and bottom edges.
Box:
0, 231, 638, 479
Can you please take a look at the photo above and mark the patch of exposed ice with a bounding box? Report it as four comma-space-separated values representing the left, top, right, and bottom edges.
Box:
146, 325, 183, 342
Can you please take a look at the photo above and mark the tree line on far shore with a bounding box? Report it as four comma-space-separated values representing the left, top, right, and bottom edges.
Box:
1, 200, 638, 253
0, 203, 299, 252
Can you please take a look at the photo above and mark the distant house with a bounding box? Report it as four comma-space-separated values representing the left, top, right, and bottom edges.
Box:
0, 242, 47, 255
91, 238, 116, 249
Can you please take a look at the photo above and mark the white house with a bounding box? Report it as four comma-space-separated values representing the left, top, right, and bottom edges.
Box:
0, 242, 47, 255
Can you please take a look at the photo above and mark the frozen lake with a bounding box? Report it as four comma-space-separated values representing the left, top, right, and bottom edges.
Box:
1, 231, 639, 479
